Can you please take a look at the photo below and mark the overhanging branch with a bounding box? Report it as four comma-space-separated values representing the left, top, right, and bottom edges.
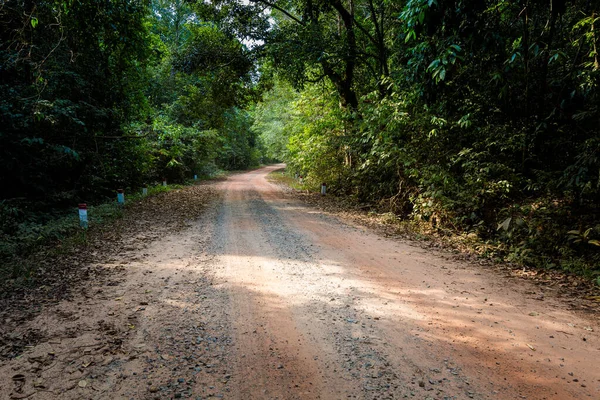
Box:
249, 0, 305, 25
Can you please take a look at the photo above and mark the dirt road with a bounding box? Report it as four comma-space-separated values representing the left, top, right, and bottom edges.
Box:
1, 165, 599, 399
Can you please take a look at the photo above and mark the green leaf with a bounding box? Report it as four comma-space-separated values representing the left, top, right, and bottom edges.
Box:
31, 17, 38, 28
427, 60, 440, 71
439, 69, 446, 81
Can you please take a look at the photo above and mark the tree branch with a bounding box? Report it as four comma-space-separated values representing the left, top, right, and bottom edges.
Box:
249, 0, 305, 25
350, 13, 378, 48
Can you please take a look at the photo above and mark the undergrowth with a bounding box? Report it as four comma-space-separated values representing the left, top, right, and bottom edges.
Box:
0, 177, 215, 286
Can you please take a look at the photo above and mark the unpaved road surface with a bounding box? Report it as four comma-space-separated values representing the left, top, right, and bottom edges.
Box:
1, 165, 599, 400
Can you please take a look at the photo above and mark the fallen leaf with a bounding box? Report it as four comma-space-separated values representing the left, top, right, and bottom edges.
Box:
526, 343, 536, 351
528, 312, 539, 316
78, 380, 88, 388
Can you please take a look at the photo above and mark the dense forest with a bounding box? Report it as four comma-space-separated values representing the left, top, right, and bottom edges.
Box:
1, 1, 599, 280
0, 0, 263, 266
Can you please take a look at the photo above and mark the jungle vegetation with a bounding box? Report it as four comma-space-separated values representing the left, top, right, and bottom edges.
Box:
1, 0, 599, 280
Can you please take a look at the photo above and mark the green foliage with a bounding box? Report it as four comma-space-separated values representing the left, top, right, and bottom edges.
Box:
252, 80, 297, 162
282, 84, 348, 189
217, 108, 261, 170
0, 0, 265, 277
257, 0, 600, 276
0, 0, 263, 197
1, 0, 152, 202
3, 0, 599, 280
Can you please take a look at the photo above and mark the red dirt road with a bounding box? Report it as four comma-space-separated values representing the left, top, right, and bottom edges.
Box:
1, 165, 598, 399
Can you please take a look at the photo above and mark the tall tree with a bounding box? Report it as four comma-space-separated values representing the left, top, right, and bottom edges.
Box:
220, 0, 398, 110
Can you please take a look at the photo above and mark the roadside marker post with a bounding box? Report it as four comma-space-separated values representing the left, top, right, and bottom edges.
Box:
162, 178, 167, 187
321, 183, 327, 196
194, 174, 198, 180
299, 176, 303, 184
142, 186, 148, 196
117, 189, 125, 205
78, 203, 88, 229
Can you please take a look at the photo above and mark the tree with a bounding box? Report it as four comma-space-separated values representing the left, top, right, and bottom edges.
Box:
223, 0, 398, 110
0, 0, 152, 201
252, 79, 297, 161
257, 0, 600, 274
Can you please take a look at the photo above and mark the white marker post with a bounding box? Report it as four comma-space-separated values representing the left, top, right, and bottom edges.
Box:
117, 189, 125, 205
142, 186, 148, 196
78, 203, 88, 229
299, 175, 303, 184
194, 174, 198, 180
321, 183, 327, 196
162, 178, 167, 187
